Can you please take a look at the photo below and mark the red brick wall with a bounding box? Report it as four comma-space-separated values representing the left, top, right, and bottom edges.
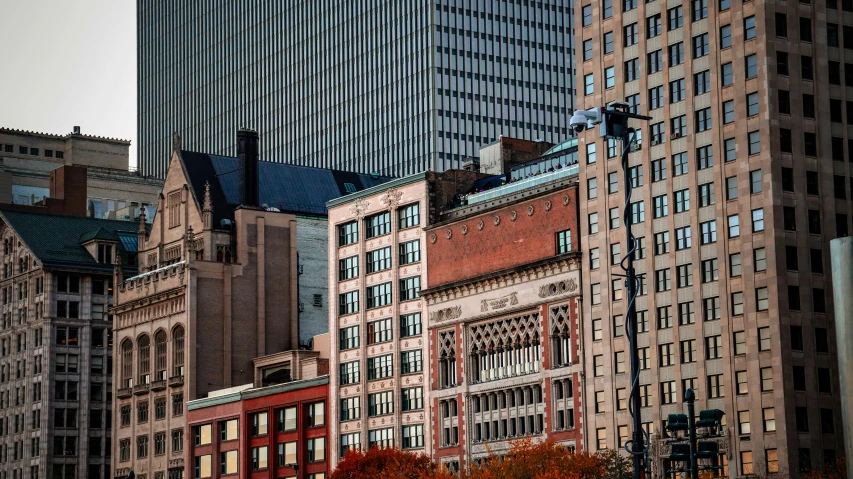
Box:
186, 381, 329, 479
426, 186, 579, 287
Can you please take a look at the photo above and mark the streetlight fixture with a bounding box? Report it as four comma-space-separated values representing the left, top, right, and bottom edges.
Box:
571, 102, 652, 479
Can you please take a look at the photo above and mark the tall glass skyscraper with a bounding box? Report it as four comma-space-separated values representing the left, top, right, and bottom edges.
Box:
138, 1, 574, 178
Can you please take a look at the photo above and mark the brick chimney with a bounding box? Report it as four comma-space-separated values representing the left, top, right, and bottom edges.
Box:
48, 165, 87, 216
237, 129, 259, 207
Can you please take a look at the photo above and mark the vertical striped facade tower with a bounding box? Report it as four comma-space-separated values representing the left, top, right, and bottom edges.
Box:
137, 1, 574, 178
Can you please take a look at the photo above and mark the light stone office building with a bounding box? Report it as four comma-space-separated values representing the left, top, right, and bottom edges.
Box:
576, 0, 845, 476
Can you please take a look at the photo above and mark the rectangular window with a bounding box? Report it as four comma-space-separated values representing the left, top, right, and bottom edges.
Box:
669, 42, 684, 66
402, 424, 424, 449
746, 54, 758, 78
365, 212, 391, 239
624, 23, 639, 46
339, 291, 359, 315
366, 247, 391, 273
340, 396, 361, 421
400, 349, 423, 374
339, 256, 358, 281
681, 339, 696, 363
679, 302, 695, 325
648, 50, 663, 74
366, 283, 392, 309
399, 240, 420, 265
693, 33, 709, 58
654, 232, 670, 255
252, 446, 269, 470
652, 158, 666, 181
339, 222, 358, 246
695, 108, 711, 132
307, 402, 325, 427
400, 312, 421, 338
367, 354, 393, 380
752, 209, 765, 232
701, 259, 718, 283
368, 391, 394, 417
675, 227, 691, 250
399, 276, 420, 301
674, 189, 690, 213
668, 6, 683, 29
677, 264, 693, 288
653, 195, 668, 218
402, 387, 423, 411
720, 24, 732, 48
339, 361, 360, 385
694, 70, 711, 95
368, 318, 392, 344
398, 203, 419, 229
557, 230, 572, 254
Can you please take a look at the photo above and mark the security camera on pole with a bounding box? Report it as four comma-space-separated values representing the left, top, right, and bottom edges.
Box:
571, 103, 652, 479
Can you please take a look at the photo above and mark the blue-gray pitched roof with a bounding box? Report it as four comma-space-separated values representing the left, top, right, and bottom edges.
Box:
180, 150, 394, 226
0, 209, 140, 273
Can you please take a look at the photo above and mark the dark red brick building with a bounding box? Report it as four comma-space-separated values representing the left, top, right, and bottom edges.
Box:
422, 138, 584, 470
186, 357, 329, 479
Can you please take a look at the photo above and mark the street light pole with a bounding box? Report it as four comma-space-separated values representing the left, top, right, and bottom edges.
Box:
570, 103, 651, 479
620, 124, 645, 479
606, 103, 652, 479
685, 389, 699, 479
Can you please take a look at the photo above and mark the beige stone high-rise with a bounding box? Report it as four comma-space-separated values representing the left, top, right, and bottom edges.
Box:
576, 0, 845, 476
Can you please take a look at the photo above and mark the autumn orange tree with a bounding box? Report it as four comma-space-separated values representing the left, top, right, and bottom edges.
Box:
331, 440, 637, 479
467, 438, 606, 479
330, 447, 455, 479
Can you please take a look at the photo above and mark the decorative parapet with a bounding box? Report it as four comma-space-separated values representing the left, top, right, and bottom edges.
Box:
119, 260, 187, 293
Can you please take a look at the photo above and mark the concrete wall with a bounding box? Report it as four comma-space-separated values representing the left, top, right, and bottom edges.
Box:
297, 217, 330, 345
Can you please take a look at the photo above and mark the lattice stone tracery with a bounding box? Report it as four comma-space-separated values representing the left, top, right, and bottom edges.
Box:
550, 304, 572, 367
467, 313, 541, 383
438, 329, 457, 388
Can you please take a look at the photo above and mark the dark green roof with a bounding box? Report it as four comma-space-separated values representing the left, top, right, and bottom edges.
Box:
0, 209, 141, 273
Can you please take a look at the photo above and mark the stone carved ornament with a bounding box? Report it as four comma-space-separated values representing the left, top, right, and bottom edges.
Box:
480, 291, 519, 312
430, 305, 462, 322
349, 198, 370, 218
380, 188, 403, 208
538, 278, 579, 298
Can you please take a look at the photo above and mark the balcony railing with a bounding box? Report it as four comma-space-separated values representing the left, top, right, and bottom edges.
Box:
133, 383, 150, 395
150, 379, 167, 391
466, 165, 578, 205
169, 375, 185, 388
117, 387, 132, 399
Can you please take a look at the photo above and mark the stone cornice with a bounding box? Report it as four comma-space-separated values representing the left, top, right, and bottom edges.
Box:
111, 285, 186, 314
421, 253, 581, 305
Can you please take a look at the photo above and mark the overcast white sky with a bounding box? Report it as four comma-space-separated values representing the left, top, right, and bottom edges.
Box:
0, 0, 137, 166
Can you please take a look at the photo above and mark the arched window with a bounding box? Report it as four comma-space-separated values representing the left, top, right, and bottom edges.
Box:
138, 335, 150, 385
172, 325, 185, 377
154, 330, 168, 381
121, 339, 133, 388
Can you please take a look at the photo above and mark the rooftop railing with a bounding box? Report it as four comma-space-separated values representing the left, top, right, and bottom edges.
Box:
466, 164, 578, 205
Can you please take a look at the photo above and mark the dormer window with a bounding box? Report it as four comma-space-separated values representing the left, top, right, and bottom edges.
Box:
97, 244, 113, 264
